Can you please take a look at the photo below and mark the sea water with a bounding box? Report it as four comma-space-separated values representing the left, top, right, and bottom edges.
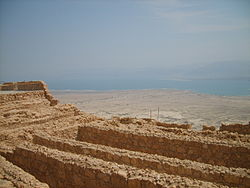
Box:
49, 79, 250, 96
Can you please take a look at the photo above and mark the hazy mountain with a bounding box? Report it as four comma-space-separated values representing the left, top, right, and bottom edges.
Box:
151, 61, 250, 81
184, 61, 250, 80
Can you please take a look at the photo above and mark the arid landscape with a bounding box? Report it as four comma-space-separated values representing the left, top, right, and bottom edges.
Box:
52, 89, 250, 130
1, 0, 250, 187
0, 81, 250, 188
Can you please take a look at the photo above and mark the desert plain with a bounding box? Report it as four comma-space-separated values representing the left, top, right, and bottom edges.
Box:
53, 89, 250, 130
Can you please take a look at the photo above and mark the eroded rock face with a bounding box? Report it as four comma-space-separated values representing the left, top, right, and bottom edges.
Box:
0, 81, 249, 188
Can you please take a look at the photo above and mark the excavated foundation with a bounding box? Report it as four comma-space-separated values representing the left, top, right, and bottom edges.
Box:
76, 123, 250, 169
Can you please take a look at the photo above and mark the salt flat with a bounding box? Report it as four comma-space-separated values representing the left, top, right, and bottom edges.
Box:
52, 89, 250, 130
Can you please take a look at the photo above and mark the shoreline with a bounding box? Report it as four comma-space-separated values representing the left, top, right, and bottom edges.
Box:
51, 88, 250, 97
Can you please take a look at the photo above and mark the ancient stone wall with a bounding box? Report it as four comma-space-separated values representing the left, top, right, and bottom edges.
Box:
0, 155, 49, 188
0, 91, 45, 104
156, 122, 192, 129
220, 123, 250, 135
77, 124, 250, 169
7, 143, 223, 188
112, 117, 192, 129
0, 81, 46, 91
156, 127, 250, 143
203, 125, 216, 131
0, 81, 58, 106
33, 134, 250, 187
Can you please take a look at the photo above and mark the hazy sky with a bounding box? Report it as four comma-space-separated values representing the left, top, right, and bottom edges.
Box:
0, 0, 250, 86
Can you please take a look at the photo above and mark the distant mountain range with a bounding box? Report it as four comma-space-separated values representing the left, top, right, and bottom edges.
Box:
182, 61, 250, 80
150, 61, 250, 81
83, 61, 250, 81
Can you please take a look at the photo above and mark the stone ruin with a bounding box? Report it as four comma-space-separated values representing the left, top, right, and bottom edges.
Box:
0, 81, 249, 188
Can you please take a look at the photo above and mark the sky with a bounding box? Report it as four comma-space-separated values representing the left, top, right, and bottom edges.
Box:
0, 0, 250, 89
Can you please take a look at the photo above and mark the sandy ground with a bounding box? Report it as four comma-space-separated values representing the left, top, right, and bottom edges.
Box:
52, 89, 250, 130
